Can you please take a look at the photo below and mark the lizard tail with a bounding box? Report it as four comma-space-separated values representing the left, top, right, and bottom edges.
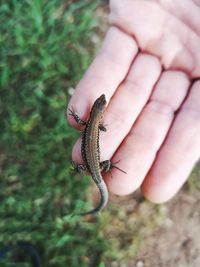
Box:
71, 179, 108, 217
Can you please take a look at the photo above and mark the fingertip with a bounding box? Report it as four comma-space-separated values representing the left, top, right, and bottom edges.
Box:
66, 107, 76, 128
141, 177, 179, 204
67, 99, 87, 130
71, 138, 83, 164
105, 169, 139, 196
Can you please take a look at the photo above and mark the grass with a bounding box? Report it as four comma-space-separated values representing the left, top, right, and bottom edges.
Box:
0, 0, 108, 266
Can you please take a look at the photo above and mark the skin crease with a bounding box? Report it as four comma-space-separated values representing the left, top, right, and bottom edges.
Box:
68, 0, 200, 203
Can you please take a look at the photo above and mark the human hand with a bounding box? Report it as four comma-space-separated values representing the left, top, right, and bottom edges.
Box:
67, 0, 200, 203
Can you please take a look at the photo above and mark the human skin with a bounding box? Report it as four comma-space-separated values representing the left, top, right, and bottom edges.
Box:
67, 0, 200, 203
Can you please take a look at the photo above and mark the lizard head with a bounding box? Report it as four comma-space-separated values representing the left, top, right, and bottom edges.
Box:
94, 94, 107, 112
89, 94, 107, 120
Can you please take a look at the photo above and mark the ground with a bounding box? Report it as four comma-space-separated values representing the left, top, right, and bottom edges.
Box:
134, 189, 200, 267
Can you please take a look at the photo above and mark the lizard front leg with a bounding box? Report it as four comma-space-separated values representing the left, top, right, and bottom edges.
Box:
68, 107, 86, 126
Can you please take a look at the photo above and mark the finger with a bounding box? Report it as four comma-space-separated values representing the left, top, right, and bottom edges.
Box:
102, 53, 161, 159
105, 71, 190, 195
142, 80, 200, 203
72, 53, 161, 162
67, 26, 138, 129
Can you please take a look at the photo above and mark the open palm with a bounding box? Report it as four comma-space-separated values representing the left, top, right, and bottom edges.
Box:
68, 0, 200, 203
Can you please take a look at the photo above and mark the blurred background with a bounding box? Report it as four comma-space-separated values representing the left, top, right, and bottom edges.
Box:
0, 1, 200, 266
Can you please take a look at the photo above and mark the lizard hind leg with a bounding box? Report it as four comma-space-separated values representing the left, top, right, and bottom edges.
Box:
71, 160, 87, 173
100, 160, 127, 177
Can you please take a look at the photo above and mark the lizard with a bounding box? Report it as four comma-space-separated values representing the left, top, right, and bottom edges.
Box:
68, 94, 126, 216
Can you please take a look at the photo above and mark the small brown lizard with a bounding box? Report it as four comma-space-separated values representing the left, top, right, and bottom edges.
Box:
68, 94, 126, 215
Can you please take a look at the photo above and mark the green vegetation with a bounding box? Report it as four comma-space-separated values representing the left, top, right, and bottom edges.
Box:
0, 0, 107, 266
